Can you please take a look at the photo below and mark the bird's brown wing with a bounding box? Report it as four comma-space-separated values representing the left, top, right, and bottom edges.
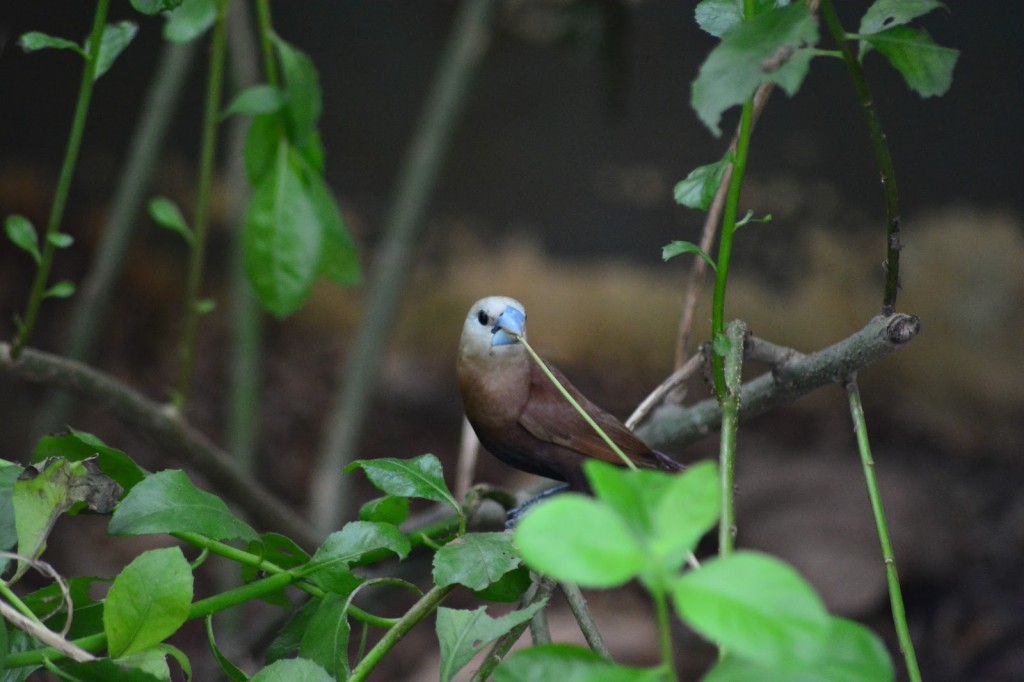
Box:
518, 360, 666, 469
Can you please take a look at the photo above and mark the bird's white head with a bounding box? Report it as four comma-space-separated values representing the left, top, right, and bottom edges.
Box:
460, 296, 527, 360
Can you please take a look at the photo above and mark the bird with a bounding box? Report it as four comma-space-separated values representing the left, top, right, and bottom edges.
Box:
456, 295, 683, 493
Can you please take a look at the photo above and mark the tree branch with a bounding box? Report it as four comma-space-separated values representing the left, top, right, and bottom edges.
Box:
0, 343, 321, 550
635, 313, 920, 449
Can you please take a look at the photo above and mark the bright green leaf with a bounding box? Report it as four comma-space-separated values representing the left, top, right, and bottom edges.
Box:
306, 521, 409, 593
0, 461, 23, 556
33, 429, 147, 494
250, 658, 333, 682
304, 166, 361, 286
695, 0, 791, 38
437, 602, 547, 682
114, 647, 173, 680
244, 141, 323, 318
713, 331, 732, 357
109, 469, 259, 542
299, 594, 351, 679
674, 153, 732, 210
148, 197, 193, 243
662, 240, 717, 271
18, 32, 84, 56
43, 280, 76, 300
47, 232, 74, 248
358, 496, 409, 525
473, 565, 532, 603
433, 532, 520, 591
104, 547, 193, 658
692, 2, 818, 136
672, 551, 831, 669
4, 215, 41, 264
859, 26, 958, 97
49, 658, 167, 681
244, 113, 281, 184
346, 454, 458, 510
92, 21, 138, 80
223, 84, 288, 119
494, 644, 663, 682
858, 0, 944, 36
702, 616, 894, 681
272, 35, 322, 146
163, 0, 216, 43
514, 495, 645, 588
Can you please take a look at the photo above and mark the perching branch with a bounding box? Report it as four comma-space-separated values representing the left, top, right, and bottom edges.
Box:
635, 313, 920, 450
0, 342, 320, 550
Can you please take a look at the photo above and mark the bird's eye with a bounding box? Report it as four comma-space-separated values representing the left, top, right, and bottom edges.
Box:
476, 310, 489, 325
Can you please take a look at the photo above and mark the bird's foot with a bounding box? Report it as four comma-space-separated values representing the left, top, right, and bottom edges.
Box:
505, 484, 571, 529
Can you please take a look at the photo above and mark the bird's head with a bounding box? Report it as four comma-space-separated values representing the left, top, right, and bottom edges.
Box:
460, 296, 527, 359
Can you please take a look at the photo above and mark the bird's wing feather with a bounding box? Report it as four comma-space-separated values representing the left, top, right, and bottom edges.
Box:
518, 360, 663, 468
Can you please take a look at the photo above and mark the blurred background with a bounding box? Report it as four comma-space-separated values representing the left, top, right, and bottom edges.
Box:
1, 1, 1022, 680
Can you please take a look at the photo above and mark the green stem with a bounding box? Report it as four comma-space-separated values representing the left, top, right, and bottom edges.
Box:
254, 0, 280, 87
845, 378, 921, 682
717, 320, 746, 559
819, 0, 902, 315
709, 98, 753, 400
0, 582, 44, 627
518, 337, 637, 470
11, 0, 110, 358
652, 587, 676, 679
348, 584, 456, 682
173, 0, 229, 409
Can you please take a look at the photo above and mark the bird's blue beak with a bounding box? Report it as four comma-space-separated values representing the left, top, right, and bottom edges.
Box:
491, 305, 525, 347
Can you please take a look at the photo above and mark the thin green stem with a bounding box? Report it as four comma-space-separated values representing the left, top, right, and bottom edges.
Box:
0, 582, 44, 627
652, 587, 676, 679
844, 378, 921, 682
709, 98, 754, 400
173, 0, 229, 409
254, 0, 279, 87
819, 0, 902, 315
717, 320, 746, 560
518, 337, 637, 470
11, 0, 110, 358
348, 584, 456, 682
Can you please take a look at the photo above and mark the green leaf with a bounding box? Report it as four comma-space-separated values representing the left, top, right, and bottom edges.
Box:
223, 84, 288, 119
858, 26, 958, 97
244, 113, 281, 184
346, 454, 458, 510
437, 602, 547, 682
250, 532, 311, 571
305, 521, 410, 593
113, 647, 174, 680
43, 280, 76, 300
692, 2, 818, 136
358, 495, 409, 525
858, 0, 944, 36
473, 565, 532, 603
713, 331, 732, 356
51, 658, 166, 681
671, 551, 831, 669
244, 141, 323, 318
494, 644, 663, 682
22, 575, 108, 640
206, 617, 248, 682
433, 532, 520, 591
272, 35, 323, 146
0, 461, 23, 557
131, 0, 184, 16
304, 166, 361, 286
695, 0, 791, 38
514, 495, 645, 588
47, 232, 74, 248
702, 617, 894, 681
13, 458, 122, 575
91, 21, 138, 80
266, 599, 318, 663
164, 0, 217, 43
674, 153, 732, 210
584, 460, 719, 582
109, 469, 259, 542
148, 197, 193, 243
5, 215, 41, 263
250, 658, 334, 682
18, 32, 85, 56
298, 594, 351, 679
662, 240, 717, 271
33, 429, 147, 494
104, 547, 193, 657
